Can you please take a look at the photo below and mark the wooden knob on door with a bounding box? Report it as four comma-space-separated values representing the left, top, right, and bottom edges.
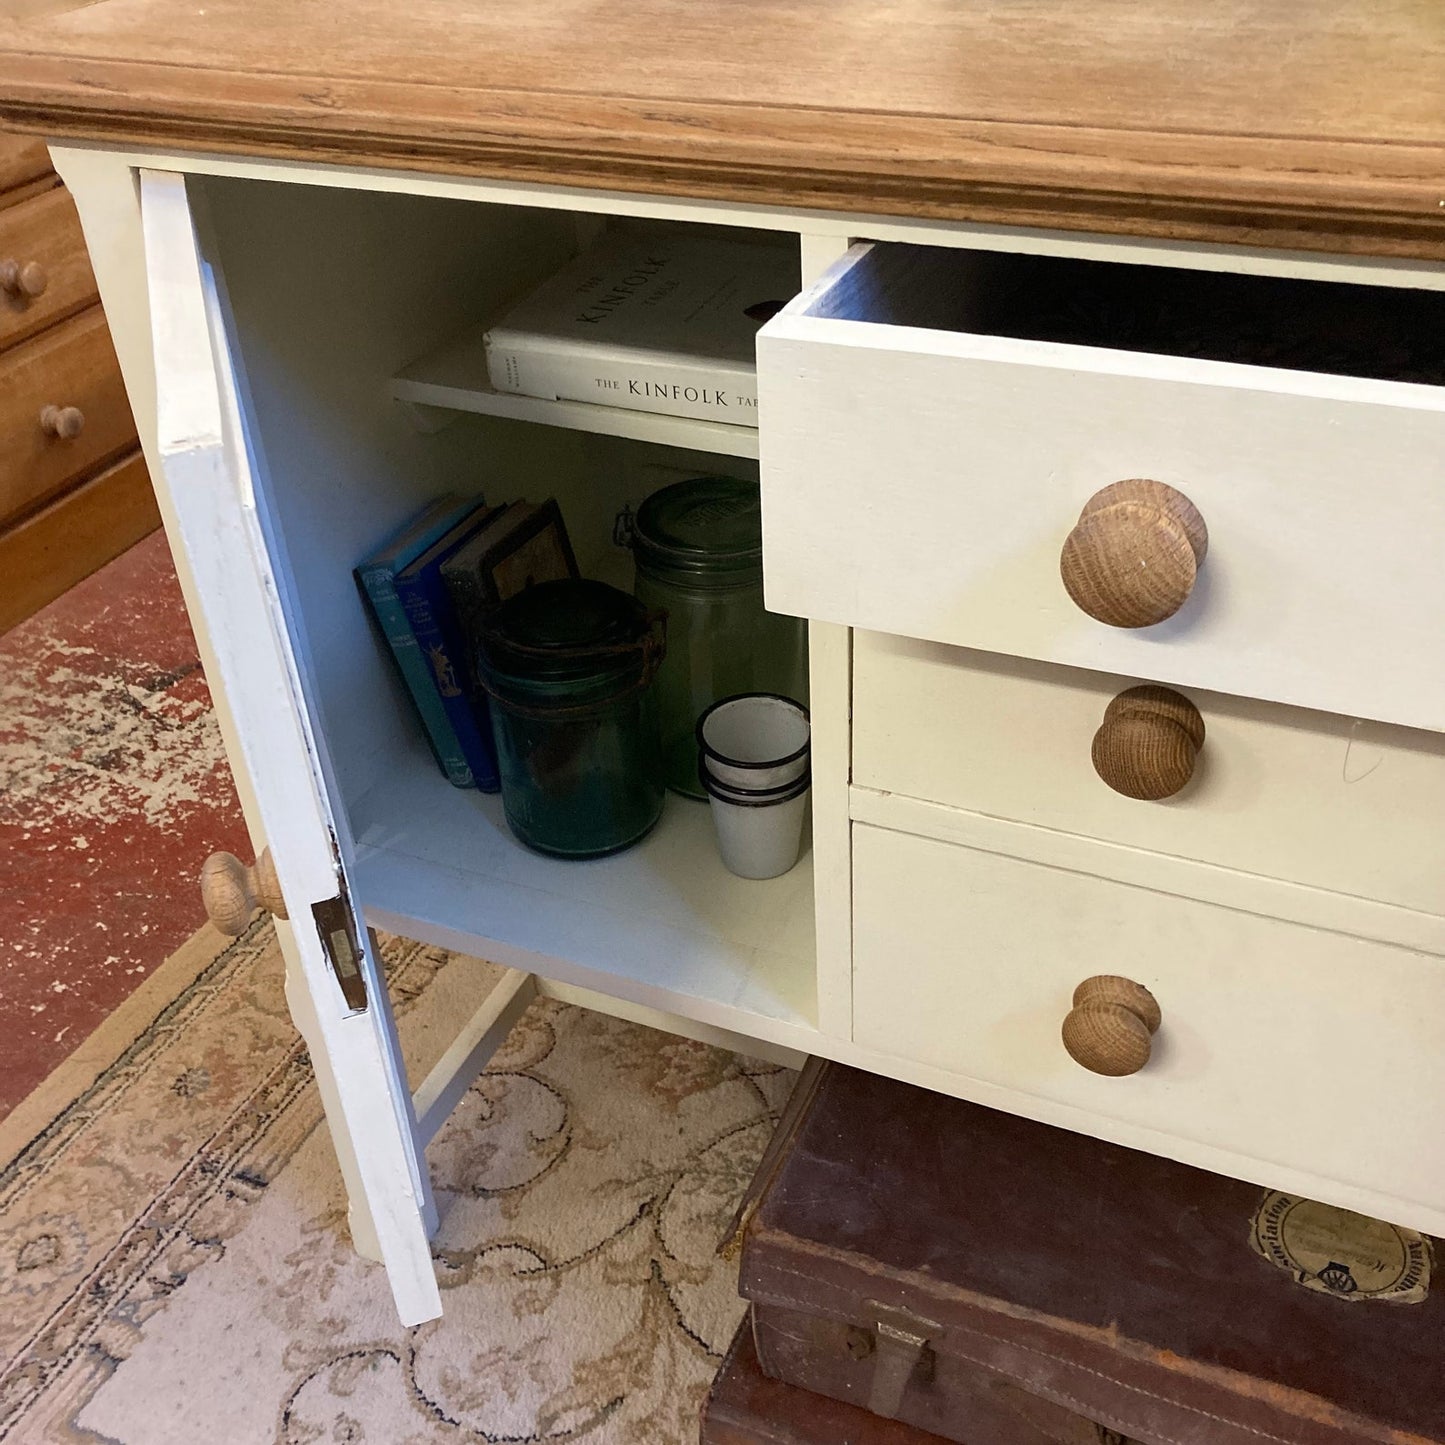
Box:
1091, 684, 1204, 800
1060, 479, 1207, 628
39, 404, 85, 440
1062, 975, 1161, 1076
0, 258, 47, 298
200, 848, 289, 936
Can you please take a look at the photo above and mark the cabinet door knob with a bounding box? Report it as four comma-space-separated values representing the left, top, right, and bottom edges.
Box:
1091, 684, 1204, 800
0, 258, 47, 298
1060, 479, 1207, 628
1062, 975, 1161, 1076
39, 404, 85, 440
200, 848, 289, 936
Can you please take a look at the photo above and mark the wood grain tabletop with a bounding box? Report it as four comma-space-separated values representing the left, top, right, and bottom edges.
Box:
2, 0, 1444, 256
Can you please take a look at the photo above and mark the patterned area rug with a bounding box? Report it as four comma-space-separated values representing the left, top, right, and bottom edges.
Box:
0, 528, 249, 1113
0, 921, 792, 1443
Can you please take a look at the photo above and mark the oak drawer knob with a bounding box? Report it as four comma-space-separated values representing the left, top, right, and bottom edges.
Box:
1091, 684, 1204, 800
39, 404, 85, 440
0, 258, 47, 298
1060, 479, 1208, 628
200, 848, 289, 936
1062, 975, 1161, 1076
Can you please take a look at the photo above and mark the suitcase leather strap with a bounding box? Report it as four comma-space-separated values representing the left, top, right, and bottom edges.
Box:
865, 1302, 943, 1419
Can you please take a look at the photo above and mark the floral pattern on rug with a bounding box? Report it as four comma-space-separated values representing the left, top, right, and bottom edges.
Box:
0, 923, 792, 1444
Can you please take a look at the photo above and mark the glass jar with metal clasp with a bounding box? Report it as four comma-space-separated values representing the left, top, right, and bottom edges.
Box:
475, 578, 667, 858
626, 475, 807, 799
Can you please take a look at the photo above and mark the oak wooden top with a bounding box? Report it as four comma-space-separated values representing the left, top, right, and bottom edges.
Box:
2, 0, 1444, 257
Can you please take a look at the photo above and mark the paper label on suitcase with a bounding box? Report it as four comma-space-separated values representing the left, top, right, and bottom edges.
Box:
1251, 1192, 1432, 1303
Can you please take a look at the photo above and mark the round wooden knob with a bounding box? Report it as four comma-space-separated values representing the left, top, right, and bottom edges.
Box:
199, 848, 289, 936
1091, 684, 1204, 800
1062, 975, 1161, 1076
0, 258, 47, 298
1060, 479, 1208, 628
39, 404, 85, 440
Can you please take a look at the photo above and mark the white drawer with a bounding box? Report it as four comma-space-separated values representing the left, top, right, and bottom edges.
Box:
758, 243, 1445, 730
851, 821, 1445, 1233
853, 631, 1445, 926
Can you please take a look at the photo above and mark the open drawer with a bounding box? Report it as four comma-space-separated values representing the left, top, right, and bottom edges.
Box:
757, 243, 1445, 730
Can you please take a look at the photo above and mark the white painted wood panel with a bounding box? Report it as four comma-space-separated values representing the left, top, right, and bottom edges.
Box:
758, 244, 1445, 730
52, 144, 418, 1296
795, 232, 857, 1041
851, 821, 1445, 1232
851, 788, 1445, 956
853, 632, 1445, 922
138, 170, 442, 1325
348, 732, 819, 1050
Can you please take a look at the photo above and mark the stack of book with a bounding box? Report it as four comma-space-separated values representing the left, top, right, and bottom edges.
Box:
355, 496, 578, 788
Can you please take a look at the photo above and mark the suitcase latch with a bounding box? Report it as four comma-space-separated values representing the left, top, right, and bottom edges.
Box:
863, 1302, 942, 1419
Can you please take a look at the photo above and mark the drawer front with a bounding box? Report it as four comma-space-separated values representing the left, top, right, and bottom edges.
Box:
758, 245, 1445, 730
0, 307, 137, 523
853, 631, 1445, 921
851, 821, 1445, 1229
0, 185, 99, 351
0, 136, 51, 197
0, 450, 158, 632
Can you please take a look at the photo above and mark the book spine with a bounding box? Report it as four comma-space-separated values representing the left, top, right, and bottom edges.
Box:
486, 336, 758, 427
395, 566, 501, 793
358, 563, 475, 788
440, 561, 494, 673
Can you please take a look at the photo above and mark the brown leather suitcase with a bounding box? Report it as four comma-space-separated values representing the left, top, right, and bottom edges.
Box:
737, 1062, 1444, 1445
701, 1314, 956, 1444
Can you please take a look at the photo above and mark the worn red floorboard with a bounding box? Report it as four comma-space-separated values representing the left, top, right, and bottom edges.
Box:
0, 530, 249, 1118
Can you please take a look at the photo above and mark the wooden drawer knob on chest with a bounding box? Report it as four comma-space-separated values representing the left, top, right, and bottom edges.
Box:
200, 848, 289, 936
39, 403, 85, 440
0, 257, 47, 299
1060, 478, 1208, 628
1091, 684, 1204, 800
1062, 975, 1161, 1076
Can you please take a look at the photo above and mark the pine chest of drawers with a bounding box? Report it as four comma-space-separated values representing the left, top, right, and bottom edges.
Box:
0, 133, 156, 629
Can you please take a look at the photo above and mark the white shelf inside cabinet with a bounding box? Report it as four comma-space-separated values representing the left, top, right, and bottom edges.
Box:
349, 737, 818, 1049
391, 326, 760, 459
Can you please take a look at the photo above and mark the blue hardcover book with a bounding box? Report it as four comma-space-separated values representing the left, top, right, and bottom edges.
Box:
355, 494, 488, 788
395, 507, 506, 793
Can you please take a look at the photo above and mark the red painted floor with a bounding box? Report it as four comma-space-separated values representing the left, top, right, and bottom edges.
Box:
0, 530, 249, 1118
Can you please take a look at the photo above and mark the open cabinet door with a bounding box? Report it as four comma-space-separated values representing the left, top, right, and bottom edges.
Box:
138, 169, 442, 1325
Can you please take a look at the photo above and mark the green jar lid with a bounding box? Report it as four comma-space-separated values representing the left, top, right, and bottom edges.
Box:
633, 476, 762, 580
477, 579, 661, 699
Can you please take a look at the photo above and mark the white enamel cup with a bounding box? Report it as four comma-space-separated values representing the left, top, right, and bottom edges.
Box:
699, 762, 810, 880
696, 693, 810, 793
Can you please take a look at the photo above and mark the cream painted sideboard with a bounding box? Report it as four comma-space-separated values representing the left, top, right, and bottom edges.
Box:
36, 138, 1444, 1325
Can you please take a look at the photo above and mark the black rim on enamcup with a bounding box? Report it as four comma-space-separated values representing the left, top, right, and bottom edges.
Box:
696, 692, 810, 793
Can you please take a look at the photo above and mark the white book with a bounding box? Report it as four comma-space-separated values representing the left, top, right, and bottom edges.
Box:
483, 231, 797, 428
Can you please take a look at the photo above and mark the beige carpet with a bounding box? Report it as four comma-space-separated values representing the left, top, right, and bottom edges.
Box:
0, 921, 793, 1443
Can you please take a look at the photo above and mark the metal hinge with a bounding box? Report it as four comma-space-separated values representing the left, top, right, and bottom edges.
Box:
311, 893, 368, 1013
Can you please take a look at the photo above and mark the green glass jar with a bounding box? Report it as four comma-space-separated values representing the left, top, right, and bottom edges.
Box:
475, 579, 666, 858
632, 476, 808, 798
